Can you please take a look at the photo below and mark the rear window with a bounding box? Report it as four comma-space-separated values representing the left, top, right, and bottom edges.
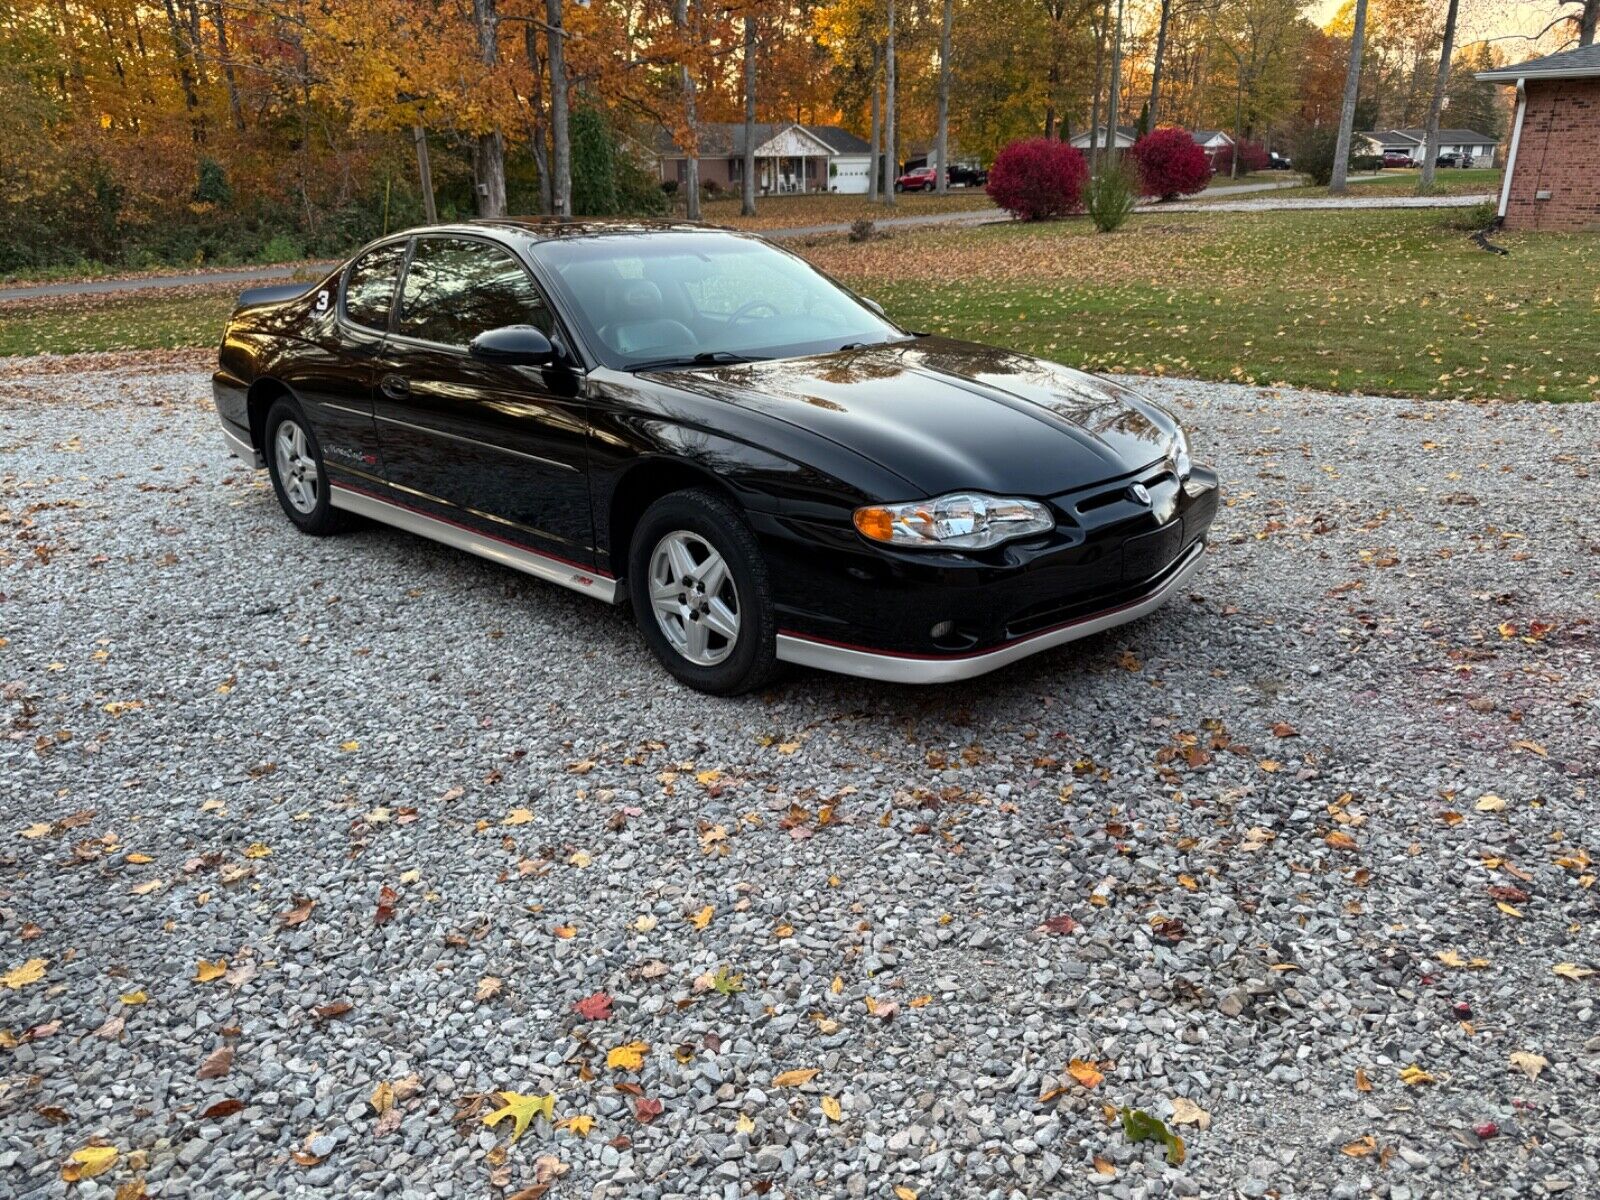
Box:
343, 242, 407, 331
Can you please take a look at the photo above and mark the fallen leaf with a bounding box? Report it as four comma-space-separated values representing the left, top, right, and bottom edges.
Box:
773, 1068, 819, 1087
503, 808, 534, 826
120, 990, 148, 1006
130, 879, 163, 896
1120, 1107, 1185, 1165
193, 958, 228, 983
243, 842, 272, 859
1325, 830, 1359, 851
894, 1188, 919, 1200
20, 823, 52, 840
688, 905, 714, 930
1398, 1064, 1435, 1086
556, 1114, 594, 1137
574, 992, 613, 1022
476, 977, 503, 1003
62, 1145, 118, 1182
634, 1097, 663, 1123
197, 1045, 234, 1079
1041, 914, 1080, 935
312, 1001, 353, 1022
1553, 963, 1595, 981
735, 1113, 755, 1135
821, 1095, 842, 1121
370, 1081, 395, 1114
1354, 1067, 1372, 1093
115, 1179, 149, 1200
1509, 1051, 1548, 1081
1068, 1059, 1105, 1089
1342, 1135, 1378, 1158
280, 897, 316, 927
482, 1092, 556, 1142
1169, 1096, 1210, 1130
607, 1042, 648, 1071
1, 958, 47, 990
1475, 795, 1506, 813
200, 1099, 245, 1120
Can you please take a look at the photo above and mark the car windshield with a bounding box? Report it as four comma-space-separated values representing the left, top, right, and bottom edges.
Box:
529, 230, 908, 371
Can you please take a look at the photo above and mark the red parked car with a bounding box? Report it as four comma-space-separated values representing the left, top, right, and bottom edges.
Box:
1382, 152, 1415, 169
895, 166, 938, 192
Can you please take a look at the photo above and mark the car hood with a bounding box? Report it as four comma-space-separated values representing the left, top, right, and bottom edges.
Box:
653, 336, 1179, 497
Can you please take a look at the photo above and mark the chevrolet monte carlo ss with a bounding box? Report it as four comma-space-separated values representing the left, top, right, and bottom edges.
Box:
213, 219, 1218, 694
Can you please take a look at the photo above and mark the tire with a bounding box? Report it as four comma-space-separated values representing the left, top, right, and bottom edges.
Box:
628, 488, 780, 695
264, 396, 347, 536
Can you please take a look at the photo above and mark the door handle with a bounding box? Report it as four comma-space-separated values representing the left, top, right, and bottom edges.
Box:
379, 374, 411, 400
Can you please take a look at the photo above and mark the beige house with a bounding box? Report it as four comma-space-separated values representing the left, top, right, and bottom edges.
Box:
655, 122, 874, 195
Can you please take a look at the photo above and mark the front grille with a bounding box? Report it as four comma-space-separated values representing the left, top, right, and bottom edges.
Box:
1003, 542, 1196, 639
1123, 521, 1185, 582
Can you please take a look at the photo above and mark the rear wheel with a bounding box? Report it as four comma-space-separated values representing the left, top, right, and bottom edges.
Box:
264, 397, 347, 536
628, 489, 779, 695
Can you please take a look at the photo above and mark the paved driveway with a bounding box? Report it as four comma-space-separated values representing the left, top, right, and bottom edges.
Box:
2, 358, 1597, 1199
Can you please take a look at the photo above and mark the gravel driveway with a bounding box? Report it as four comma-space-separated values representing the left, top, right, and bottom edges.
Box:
2, 355, 1597, 1200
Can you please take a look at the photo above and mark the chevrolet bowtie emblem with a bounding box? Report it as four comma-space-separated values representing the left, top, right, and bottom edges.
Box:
1128, 483, 1151, 505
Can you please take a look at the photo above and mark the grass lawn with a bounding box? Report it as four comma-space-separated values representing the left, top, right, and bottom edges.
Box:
4, 206, 1595, 403
806, 207, 1599, 403
1225, 168, 1503, 204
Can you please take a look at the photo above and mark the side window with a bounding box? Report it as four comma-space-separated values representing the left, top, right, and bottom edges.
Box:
396, 238, 553, 348
342, 242, 407, 331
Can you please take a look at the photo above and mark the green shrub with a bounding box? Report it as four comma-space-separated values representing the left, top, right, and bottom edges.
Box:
1292, 128, 1338, 187
1443, 199, 1498, 231
1085, 160, 1139, 233
256, 233, 305, 263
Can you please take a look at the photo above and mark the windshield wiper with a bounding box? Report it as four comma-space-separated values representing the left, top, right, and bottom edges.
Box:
630, 351, 764, 372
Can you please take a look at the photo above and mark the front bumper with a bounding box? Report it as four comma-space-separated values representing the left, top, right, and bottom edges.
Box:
763, 461, 1219, 681
775, 538, 1206, 683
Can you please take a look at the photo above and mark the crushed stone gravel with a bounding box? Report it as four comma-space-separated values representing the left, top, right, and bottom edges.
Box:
1, 358, 1597, 1200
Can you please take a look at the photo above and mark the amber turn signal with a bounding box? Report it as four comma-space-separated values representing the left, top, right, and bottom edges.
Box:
853, 506, 900, 543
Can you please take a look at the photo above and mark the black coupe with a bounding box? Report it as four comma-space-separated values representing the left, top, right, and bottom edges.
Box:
214, 220, 1218, 693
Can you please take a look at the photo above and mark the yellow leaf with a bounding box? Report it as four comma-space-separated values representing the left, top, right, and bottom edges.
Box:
735, 1113, 756, 1134
63, 1145, 118, 1181
1475, 795, 1506, 812
894, 1188, 919, 1200
193, 958, 227, 983
1553, 962, 1595, 981
773, 1068, 820, 1087
568, 850, 591, 868
552, 924, 576, 939
634, 914, 657, 932
1496, 902, 1523, 918
556, 1114, 594, 1137
821, 1095, 842, 1121
831, 976, 843, 995
120, 990, 149, 1006
1258, 759, 1281, 773
1092, 1155, 1117, 1176
908, 994, 932, 1008
504, 808, 533, 826
1325, 830, 1358, 851
607, 1042, 649, 1071
1509, 1051, 1547, 1081
1, 958, 48, 990
482, 1091, 555, 1142
370, 1081, 395, 1115
19, 823, 52, 840
340, 740, 360, 752
689, 905, 714, 930
130, 879, 163, 896
125, 853, 153, 864
243, 843, 272, 859
1398, 1064, 1434, 1086
1067, 1059, 1104, 1089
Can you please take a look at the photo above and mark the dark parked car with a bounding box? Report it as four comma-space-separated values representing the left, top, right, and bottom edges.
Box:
1266, 152, 1293, 171
1435, 152, 1463, 168
214, 221, 1218, 693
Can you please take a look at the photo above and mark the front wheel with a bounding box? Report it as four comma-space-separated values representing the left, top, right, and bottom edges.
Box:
628, 489, 780, 695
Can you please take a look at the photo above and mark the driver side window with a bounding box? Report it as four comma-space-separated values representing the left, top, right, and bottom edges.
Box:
396, 238, 554, 349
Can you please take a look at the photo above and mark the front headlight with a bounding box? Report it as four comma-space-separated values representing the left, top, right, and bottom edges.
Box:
1168, 426, 1192, 480
853, 493, 1055, 550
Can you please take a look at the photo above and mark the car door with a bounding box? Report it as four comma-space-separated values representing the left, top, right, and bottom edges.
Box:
372, 235, 596, 566
289, 239, 406, 481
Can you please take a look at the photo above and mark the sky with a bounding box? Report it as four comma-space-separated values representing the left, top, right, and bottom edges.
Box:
1307, 0, 1575, 56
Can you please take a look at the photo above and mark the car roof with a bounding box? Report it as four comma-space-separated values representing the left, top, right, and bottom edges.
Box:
389, 218, 732, 244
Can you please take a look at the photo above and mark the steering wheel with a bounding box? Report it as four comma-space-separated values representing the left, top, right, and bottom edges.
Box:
727, 299, 779, 324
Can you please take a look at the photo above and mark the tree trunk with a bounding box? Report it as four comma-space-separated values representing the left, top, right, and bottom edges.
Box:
935, 0, 952, 193
1329, 0, 1368, 195
884, 0, 896, 208
1149, 0, 1172, 130
742, 10, 757, 216
210, 0, 244, 131
1088, 0, 1110, 167
1582, 0, 1599, 46
470, 0, 507, 216
677, 0, 701, 220
547, 0, 571, 217
1105, 0, 1125, 165
413, 126, 438, 223
522, 23, 553, 214
1419, 0, 1460, 191
868, 44, 881, 201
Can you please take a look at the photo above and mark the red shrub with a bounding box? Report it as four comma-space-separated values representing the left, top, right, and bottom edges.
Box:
1131, 127, 1212, 200
985, 138, 1088, 220
1213, 140, 1271, 177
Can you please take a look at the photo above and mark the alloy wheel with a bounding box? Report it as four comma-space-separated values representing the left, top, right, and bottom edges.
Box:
648, 530, 740, 666
273, 419, 319, 514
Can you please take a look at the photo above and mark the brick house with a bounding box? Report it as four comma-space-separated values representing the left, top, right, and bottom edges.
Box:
1478, 44, 1600, 231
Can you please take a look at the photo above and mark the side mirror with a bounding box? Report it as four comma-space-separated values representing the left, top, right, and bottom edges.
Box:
469, 324, 556, 366
860, 296, 887, 317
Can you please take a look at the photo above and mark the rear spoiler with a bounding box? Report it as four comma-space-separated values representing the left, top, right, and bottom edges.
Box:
236, 281, 316, 309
